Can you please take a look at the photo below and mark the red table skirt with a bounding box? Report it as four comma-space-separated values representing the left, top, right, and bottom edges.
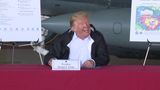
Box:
0, 64, 160, 90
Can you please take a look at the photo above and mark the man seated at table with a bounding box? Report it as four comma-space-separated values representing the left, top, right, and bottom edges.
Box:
44, 11, 110, 69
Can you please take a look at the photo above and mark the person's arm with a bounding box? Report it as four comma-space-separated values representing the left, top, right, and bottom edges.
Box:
44, 35, 62, 66
44, 47, 58, 66
93, 32, 110, 67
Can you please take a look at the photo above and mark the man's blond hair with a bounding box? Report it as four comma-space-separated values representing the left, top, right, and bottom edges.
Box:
70, 11, 89, 26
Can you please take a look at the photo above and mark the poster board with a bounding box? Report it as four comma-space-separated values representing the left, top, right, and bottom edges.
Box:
130, 0, 160, 42
0, 0, 41, 42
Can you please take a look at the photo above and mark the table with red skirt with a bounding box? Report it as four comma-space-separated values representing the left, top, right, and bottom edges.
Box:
0, 64, 160, 90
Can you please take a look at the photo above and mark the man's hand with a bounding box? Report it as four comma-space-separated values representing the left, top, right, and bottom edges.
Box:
82, 60, 95, 69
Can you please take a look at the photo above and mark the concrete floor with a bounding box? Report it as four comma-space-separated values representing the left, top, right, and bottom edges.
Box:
0, 47, 41, 64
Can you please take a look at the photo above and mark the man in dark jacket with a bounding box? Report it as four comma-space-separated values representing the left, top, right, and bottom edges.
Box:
44, 11, 109, 68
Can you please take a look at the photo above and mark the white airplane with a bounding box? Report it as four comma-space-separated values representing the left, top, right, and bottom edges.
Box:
41, 0, 160, 59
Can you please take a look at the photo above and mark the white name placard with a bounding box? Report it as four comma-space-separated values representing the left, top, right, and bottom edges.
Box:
52, 60, 80, 70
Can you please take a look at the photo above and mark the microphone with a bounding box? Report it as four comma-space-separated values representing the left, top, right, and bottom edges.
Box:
17, 40, 49, 56
33, 46, 49, 56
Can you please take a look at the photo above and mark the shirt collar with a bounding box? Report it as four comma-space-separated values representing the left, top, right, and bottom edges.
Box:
73, 32, 92, 41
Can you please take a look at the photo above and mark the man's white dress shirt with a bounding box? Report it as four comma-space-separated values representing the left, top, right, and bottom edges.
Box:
67, 33, 94, 66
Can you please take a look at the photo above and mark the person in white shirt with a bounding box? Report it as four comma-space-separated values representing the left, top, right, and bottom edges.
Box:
44, 11, 110, 69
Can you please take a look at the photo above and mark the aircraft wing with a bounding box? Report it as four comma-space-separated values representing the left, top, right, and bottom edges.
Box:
41, 0, 131, 16
41, 0, 108, 16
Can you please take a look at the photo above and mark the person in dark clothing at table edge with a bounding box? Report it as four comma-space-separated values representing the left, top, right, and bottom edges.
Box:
44, 11, 110, 69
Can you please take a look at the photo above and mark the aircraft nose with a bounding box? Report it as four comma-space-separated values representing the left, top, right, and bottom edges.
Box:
42, 14, 71, 34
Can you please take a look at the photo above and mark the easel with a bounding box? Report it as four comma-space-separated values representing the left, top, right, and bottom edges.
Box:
0, 42, 17, 64
143, 40, 160, 66
0, 28, 48, 65
17, 28, 48, 65
11, 43, 16, 64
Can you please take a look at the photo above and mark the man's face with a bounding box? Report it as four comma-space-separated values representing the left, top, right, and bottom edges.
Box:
72, 17, 91, 39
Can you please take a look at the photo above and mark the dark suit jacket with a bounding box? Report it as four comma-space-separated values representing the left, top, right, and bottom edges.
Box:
44, 28, 110, 67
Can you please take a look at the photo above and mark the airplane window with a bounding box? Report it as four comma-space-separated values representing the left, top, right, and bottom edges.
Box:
113, 22, 122, 34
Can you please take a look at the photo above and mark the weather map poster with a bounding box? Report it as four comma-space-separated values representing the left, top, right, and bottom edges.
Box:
0, 0, 41, 42
130, 0, 160, 42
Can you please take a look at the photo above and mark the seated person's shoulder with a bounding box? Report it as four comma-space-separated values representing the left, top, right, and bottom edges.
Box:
91, 30, 104, 39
